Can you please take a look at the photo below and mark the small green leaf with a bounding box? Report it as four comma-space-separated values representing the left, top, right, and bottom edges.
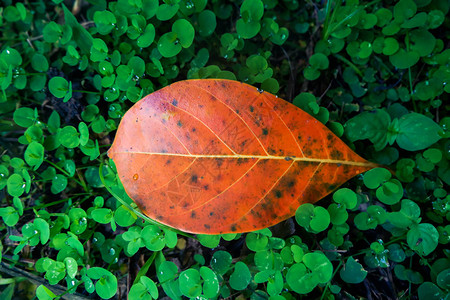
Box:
36, 285, 56, 300
94, 10, 117, 35
396, 113, 442, 151
13, 107, 36, 128
7, 174, 25, 197
229, 262, 251, 290
340, 257, 367, 284
389, 49, 420, 69
172, 19, 195, 48
87, 267, 118, 299
198, 234, 220, 248
179, 269, 202, 298
157, 32, 182, 58
24, 142, 44, 170
31, 54, 49, 72
48, 77, 70, 98
58, 126, 80, 148
210, 250, 232, 275
407, 223, 439, 256
198, 10, 216, 37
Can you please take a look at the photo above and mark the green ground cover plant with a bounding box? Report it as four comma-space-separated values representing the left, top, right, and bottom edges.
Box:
0, 0, 448, 299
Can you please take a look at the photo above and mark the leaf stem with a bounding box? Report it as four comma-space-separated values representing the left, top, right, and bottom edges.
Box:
333, 54, 363, 77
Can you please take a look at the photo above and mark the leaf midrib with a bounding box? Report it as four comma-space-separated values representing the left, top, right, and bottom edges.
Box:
110, 151, 377, 167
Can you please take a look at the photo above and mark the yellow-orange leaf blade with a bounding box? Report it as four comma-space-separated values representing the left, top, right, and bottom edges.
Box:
108, 79, 377, 234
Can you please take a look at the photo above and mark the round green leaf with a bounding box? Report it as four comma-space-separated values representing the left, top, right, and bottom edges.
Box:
200, 267, 219, 298
229, 262, 251, 291
407, 223, 439, 256
363, 168, 392, 189
7, 174, 25, 197
31, 53, 49, 72
13, 107, 36, 128
210, 251, 232, 275
236, 19, 260, 39
172, 19, 195, 48
240, 0, 264, 22
246, 232, 268, 251
389, 49, 420, 69
157, 32, 182, 58
332, 188, 357, 209
141, 224, 165, 251
51, 175, 67, 194
418, 282, 446, 300
303, 252, 333, 283
87, 267, 118, 299
309, 53, 329, 70
198, 234, 220, 248
409, 29, 436, 57
94, 10, 117, 35
48, 77, 69, 98
198, 10, 216, 37
286, 263, 316, 294
58, 126, 80, 148
114, 205, 137, 227
340, 257, 367, 284
156, 3, 179, 21
137, 24, 156, 48
179, 268, 201, 298
24, 141, 44, 170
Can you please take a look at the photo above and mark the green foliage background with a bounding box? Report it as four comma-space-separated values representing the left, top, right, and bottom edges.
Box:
0, 0, 449, 299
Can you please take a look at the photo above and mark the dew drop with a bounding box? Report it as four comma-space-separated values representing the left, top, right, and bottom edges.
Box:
109, 248, 116, 255
133, 174, 139, 180
93, 237, 98, 243
257, 88, 264, 93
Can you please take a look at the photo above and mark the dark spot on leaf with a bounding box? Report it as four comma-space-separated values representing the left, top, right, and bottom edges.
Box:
327, 133, 334, 141
236, 109, 240, 114
136, 118, 138, 122
157, 215, 164, 220
192, 127, 196, 132
170, 206, 175, 209
165, 159, 171, 165
249, 105, 254, 112
231, 225, 237, 232
204, 185, 209, 190
191, 175, 198, 183
288, 180, 295, 187
216, 158, 224, 167
177, 120, 183, 127
262, 128, 268, 135
275, 190, 282, 198
191, 211, 196, 218
172, 99, 178, 106
209, 211, 214, 216
204, 224, 210, 229
330, 150, 343, 160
